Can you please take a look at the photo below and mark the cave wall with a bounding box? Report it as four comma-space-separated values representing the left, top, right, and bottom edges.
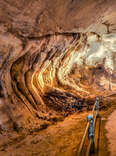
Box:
0, 0, 116, 131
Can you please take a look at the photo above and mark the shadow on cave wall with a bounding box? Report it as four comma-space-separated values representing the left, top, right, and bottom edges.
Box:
43, 89, 95, 116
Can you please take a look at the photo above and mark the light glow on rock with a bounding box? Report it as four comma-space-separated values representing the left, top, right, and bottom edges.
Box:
35, 33, 116, 98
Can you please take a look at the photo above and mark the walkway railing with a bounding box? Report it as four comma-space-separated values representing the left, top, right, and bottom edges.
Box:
77, 100, 100, 156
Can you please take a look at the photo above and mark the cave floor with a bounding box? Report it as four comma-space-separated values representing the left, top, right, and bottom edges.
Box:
105, 109, 116, 156
0, 101, 115, 156
96, 97, 116, 156
0, 112, 88, 156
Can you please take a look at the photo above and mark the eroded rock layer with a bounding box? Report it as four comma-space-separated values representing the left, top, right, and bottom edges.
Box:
0, 0, 116, 133
0, 29, 116, 131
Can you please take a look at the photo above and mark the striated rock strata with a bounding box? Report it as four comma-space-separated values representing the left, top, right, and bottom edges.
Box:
0, 0, 116, 133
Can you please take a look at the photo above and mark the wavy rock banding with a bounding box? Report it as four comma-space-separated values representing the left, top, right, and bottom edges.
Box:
0, 0, 116, 134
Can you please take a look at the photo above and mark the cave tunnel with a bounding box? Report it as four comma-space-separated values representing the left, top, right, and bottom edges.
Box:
0, 0, 116, 156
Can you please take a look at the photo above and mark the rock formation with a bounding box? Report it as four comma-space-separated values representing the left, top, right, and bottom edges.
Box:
0, 0, 116, 135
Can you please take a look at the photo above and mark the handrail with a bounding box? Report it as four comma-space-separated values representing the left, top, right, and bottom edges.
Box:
77, 93, 115, 156
77, 102, 97, 156
77, 122, 89, 156
103, 92, 116, 98
86, 109, 97, 156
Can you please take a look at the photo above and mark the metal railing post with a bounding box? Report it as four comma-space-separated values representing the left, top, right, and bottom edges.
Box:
77, 102, 96, 156
87, 115, 95, 154
77, 98, 101, 156
95, 97, 99, 118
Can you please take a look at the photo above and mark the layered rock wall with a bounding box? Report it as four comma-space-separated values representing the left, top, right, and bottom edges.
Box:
0, 0, 116, 131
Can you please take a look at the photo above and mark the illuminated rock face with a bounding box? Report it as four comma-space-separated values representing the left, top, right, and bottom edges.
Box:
36, 33, 116, 99
34, 33, 116, 114
0, 31, 116, 131
0, 0, 116, 131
